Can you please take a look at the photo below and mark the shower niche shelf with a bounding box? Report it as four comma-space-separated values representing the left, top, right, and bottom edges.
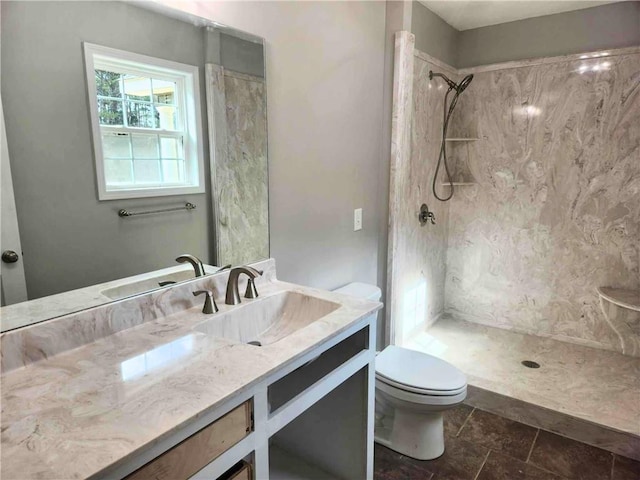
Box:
440, 137, 478, 186
441, 182, 477, 186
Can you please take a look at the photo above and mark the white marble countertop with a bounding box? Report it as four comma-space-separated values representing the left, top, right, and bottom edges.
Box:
0, 277, 381, 479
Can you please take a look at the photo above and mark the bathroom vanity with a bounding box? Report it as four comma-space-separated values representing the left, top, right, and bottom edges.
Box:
0, 259, 381, 479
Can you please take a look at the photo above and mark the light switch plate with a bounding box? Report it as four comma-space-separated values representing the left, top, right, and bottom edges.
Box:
354, 208, 362, 231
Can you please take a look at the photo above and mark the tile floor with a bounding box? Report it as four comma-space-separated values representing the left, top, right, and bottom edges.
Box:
374, 405, 640, 480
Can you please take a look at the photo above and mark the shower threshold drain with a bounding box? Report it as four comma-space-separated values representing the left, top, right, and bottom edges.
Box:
521, 360, 541, 369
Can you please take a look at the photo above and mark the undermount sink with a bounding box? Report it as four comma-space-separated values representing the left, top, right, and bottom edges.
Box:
193, 291, 341, 346
101, 265, 218, 301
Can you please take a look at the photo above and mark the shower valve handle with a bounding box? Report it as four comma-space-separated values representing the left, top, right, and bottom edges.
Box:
419, 204, 436, 225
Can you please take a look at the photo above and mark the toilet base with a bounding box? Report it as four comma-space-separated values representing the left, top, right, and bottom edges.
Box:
375, 379, 466, 461
375, 409, 445, 460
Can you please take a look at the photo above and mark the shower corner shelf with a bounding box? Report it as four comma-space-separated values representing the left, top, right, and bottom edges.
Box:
597, 287, 640, 312
441, 181, 477, 186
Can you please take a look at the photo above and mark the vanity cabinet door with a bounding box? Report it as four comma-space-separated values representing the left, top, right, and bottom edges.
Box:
126, 401, 252, 480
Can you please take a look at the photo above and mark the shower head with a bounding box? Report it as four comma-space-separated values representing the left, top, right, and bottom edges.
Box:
458, 74, 474, 93
429, 70, 474, 94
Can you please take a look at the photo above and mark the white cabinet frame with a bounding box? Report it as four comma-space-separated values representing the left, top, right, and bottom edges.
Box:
100, 316, 376, 480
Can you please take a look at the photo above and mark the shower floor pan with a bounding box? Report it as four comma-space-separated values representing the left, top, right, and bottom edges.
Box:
407, 316, 640, 460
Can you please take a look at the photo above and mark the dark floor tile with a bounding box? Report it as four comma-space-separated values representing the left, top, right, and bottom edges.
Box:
375, 444, 434, 479
476, 451, 564, 480
612, 455, 640, 480
375, 443, 404, 470
457, 408, 538, 461
375, 461, 434, 480
443, 404, 474, 438
404, 435, 490, 480
528, 430, 613, 480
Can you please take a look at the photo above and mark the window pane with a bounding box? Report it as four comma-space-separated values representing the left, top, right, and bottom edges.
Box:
160, 137, 183, 159
102, 132, 131, 158
156, 105, 178, 130
105, 159, 133, 185
95, 70, 121, 98
124, 75, 151, 102
127, 101, 158, 128
132, 134, 159, 159
133, 159, 161, 184
162, 160, 184, 183
98, 99, 123, 125
152, 79, 176, 104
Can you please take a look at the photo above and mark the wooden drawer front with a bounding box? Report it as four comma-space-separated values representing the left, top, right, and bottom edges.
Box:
227, 462, 252, 480
126, 401, 252, 480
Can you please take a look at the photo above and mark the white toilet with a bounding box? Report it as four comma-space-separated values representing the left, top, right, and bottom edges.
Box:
333, 282, 467, 461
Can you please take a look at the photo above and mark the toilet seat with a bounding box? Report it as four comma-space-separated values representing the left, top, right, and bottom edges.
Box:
376, 374, 467, 396
376, 377, 467, 407
376, 345, 467, 396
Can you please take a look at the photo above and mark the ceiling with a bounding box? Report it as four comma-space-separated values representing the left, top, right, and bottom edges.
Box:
419, 1, 624, 31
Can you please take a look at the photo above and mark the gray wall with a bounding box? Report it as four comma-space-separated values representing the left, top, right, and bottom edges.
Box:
220, 34, 265, 78
205, 29, 265, 78
411, 1, 458, 66
409, 2, 640, 68
175, 1, 386, 295
1, 1, 212, 298
458, 2, 640, 67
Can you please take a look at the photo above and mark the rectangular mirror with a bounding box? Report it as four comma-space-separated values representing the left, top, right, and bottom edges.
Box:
0, 1, 269, 331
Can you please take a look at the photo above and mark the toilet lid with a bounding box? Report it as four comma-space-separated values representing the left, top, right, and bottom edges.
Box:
376, 346, 466, 393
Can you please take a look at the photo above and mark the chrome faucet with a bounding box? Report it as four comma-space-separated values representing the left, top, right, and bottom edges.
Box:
225, 266, 263, 305
176, 254, 206, 277
193, 290, 218, 314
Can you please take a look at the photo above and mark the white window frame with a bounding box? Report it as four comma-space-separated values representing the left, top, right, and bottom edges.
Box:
83, 43, 205, 200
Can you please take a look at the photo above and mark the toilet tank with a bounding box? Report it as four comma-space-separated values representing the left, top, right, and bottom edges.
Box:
333, 282, 382, 329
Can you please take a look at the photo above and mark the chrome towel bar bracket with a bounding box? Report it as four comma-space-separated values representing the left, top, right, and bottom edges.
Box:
118, 202, 196, 218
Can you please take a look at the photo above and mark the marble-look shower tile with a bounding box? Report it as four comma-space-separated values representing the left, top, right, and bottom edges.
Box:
445, 51, 640, 355
387, 36, 460, 344
206, 65, 269, 267
387, 31, 416, 344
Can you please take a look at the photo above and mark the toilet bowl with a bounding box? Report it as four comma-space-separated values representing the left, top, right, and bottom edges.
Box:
374, 345, 467, 460
332, 283, 467, 461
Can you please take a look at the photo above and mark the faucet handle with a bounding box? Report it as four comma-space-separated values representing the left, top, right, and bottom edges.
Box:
193, 290, 218, 314
245, 278, 259, 299
243, 267, 263, 299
